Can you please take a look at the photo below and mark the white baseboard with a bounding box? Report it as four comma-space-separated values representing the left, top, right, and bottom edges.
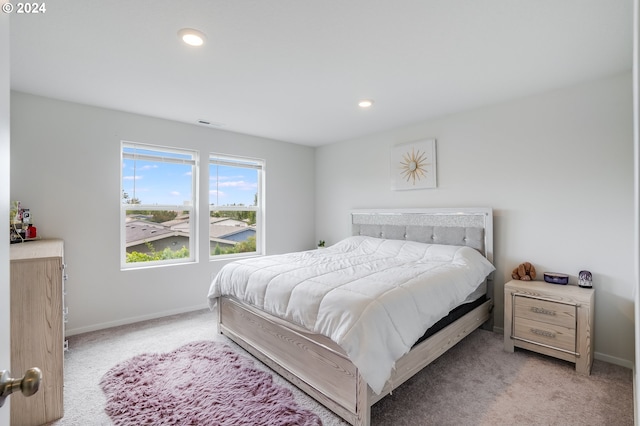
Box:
594, 351, 634, 370
65, 303, 210, 337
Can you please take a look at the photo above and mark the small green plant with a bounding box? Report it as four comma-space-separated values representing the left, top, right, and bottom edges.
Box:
318, 240, 325, 247
126, 242, 189, 263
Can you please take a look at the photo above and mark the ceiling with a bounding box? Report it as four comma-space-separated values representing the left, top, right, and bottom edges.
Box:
9, 0, 633, 146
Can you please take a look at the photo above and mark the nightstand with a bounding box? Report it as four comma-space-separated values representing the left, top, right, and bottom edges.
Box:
504, 279, 594, 375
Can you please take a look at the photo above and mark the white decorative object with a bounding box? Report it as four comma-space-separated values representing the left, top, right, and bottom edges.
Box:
391, 139, 437, 190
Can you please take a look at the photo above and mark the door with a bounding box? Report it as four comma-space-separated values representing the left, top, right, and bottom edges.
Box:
1, 11, 11, 425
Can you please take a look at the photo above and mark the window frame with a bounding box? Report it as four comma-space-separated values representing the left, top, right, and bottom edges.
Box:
209, 153, 265, 260
120, 141, 199, 269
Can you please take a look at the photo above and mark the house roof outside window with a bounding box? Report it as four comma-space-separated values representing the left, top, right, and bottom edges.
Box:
125, 215, 255, 248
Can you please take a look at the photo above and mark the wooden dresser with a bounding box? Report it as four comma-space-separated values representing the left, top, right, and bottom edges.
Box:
10, 239, 65, 425
504, 279, 594, 375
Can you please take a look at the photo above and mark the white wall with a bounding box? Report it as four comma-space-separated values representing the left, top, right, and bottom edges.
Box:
10, 92, 316, 335
316, 72, 635, 366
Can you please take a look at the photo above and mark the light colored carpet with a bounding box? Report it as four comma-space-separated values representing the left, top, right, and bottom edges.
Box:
49, 309, 633, 426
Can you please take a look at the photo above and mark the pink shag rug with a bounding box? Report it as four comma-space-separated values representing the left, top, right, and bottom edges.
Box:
99, 340, 322, 426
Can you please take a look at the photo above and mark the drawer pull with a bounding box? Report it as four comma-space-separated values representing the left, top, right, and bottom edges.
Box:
530, 328, 555, 339
531, 306, 556, 316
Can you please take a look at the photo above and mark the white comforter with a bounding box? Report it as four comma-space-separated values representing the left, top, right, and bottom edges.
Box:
207, 236, 495, 394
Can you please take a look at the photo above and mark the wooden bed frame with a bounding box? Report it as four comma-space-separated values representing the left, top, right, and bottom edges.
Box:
216, 208, 494, 426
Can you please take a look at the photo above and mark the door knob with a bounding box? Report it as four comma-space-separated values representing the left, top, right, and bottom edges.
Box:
0, 368, 42, 407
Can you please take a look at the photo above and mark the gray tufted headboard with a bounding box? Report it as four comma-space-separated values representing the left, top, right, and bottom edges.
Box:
351, 208, 494, 265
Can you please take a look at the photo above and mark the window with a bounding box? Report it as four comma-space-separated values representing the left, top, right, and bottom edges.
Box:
121, 142, 198, 268
209, 153, 264, 258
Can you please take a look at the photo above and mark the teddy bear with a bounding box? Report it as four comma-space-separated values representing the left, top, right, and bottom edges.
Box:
512, 262, 536, 281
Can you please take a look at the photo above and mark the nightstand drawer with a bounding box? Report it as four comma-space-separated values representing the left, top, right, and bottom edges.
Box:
513, 295, 576, 330
513, 317, 576, 352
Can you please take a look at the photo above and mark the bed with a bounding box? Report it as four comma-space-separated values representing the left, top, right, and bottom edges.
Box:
207, 208, 494, 425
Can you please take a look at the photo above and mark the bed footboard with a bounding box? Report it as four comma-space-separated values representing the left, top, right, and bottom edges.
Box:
218, 296, 492, 426
219, 296, 364, 424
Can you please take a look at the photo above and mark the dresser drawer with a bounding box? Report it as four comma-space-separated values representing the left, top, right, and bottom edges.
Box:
513, 317, 576, 352
513, 295, 576, 330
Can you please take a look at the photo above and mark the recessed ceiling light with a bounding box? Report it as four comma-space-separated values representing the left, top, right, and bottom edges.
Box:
358, 99, 374, 108
178, 28, 206, 47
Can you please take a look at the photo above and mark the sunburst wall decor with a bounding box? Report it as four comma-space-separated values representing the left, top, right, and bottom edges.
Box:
390, 139, 437, 190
